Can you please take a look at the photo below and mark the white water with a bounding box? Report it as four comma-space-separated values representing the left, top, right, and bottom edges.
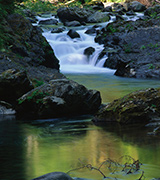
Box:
43, 28, 116, 74
42, 12, 143, 74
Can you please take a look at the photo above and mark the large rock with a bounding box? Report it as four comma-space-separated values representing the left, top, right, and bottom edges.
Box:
130, 1, 146, 12
5, 13, 59, 69
0, 69, 33, 104
95, 18, 160, 79
32, 172, 73, 180
93, 88, 160, 124
17, 79, 101, 119
57, 7, 93, 23
87, 12, 110, 23
67, 29, 80, 39
39, 18, 58, 25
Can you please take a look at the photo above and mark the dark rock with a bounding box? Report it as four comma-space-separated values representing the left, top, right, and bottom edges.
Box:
129, 1, 146, 12
64, 21, 81, 27
5, 14, 59, 69
144, 5, 160, 16
0, 101, 15, 115
93, 88, 160, 124
0, 69, 33, 104
87, 11, 110, 23
51, 27, 66, 33
102, 6, 112, 12
32, 172, 73, 180
85, 25, 101, 35
90, 1, 104, 10
17, 79, 101, 119
126, 10, 136, 16
84, 47, 95, 58
39, 18, 58, 25
57, 7, 92, 23
115, 14, 125, 21
85, 27, 97, 35
67, 29, 80, 39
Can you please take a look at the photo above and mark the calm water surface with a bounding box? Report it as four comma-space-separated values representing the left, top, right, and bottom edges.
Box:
1, 73, 160, 180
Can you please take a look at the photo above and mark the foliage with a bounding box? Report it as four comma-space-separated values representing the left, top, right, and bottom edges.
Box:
23, 0, 55, 12
68, 155, 144, 180
18, 89, 49, 104
0, 0, 25, 50
32, 78, 45, 87
123, 43, 132, 53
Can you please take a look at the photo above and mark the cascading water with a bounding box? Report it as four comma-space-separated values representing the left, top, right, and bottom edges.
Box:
39, 12, 144, 74
43, 28, 115, 73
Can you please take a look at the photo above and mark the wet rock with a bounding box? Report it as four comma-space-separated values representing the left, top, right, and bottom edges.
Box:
64, 20, 81, 27
93, 88, 160, 124
57, 7, 92, 23
0, 101, 15, 115
87, 11, 110, 23
144, 5, 160, 17
126, 10, 136, 16
95, 17, 160, 79
0, 69, 33, 104
32, 172, 73, 180
84, 47, 95, 58
17, 79, 101, 119
51, 27, 66, 33
39, 18, 58, 25
90, 1, 104, 10
5, 14, 59, 69
102, 6, 112, 12
129, 1, 146, 12
67, 29, 80, 39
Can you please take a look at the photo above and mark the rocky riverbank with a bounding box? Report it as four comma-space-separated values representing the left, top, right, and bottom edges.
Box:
0, 12, 101, 119
0, 0, 160, 121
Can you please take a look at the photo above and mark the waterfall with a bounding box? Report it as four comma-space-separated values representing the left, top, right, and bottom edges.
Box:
43, 28, 116, 74
41, 12, 143, 74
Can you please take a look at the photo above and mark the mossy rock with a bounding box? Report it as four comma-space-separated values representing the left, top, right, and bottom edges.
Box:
93, 88, 160, 124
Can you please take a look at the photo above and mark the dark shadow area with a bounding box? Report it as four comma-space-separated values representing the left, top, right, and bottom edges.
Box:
0, 115, 27, 180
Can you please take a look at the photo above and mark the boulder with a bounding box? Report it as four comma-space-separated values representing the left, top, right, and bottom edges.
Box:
67, 29, 80, 39
87, 12, 110, 23
57, 7, 92, 23
84, 47, 95, 58
0, 69, 33, 104
93, 88, 160, 124
130, 1, 146, 12
17, 79, 101, 119
51, 27, 66, 33
32, 172, 73, 180
64, 21, 81, 27
39, 18, 58, 25
5, 14, 59, 69
144, 5, 160, 17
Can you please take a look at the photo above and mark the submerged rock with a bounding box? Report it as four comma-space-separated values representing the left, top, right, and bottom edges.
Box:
0, 101, 15, 115
17, 79, 101, 119
93, 88, 160, 124
39, 18, 58, 25
67, 29, 80, 39
32, 172, 73, 180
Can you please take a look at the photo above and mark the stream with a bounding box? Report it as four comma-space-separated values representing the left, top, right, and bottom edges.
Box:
0, 12, 160, 180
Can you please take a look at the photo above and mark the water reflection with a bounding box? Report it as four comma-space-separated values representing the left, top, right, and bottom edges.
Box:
65, 73, 160, 103
1, 73, 160, 180
0, 115, 26, 180
23, 118, 160, 180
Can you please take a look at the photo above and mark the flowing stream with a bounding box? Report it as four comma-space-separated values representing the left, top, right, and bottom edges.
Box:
0, 13, 160, 180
